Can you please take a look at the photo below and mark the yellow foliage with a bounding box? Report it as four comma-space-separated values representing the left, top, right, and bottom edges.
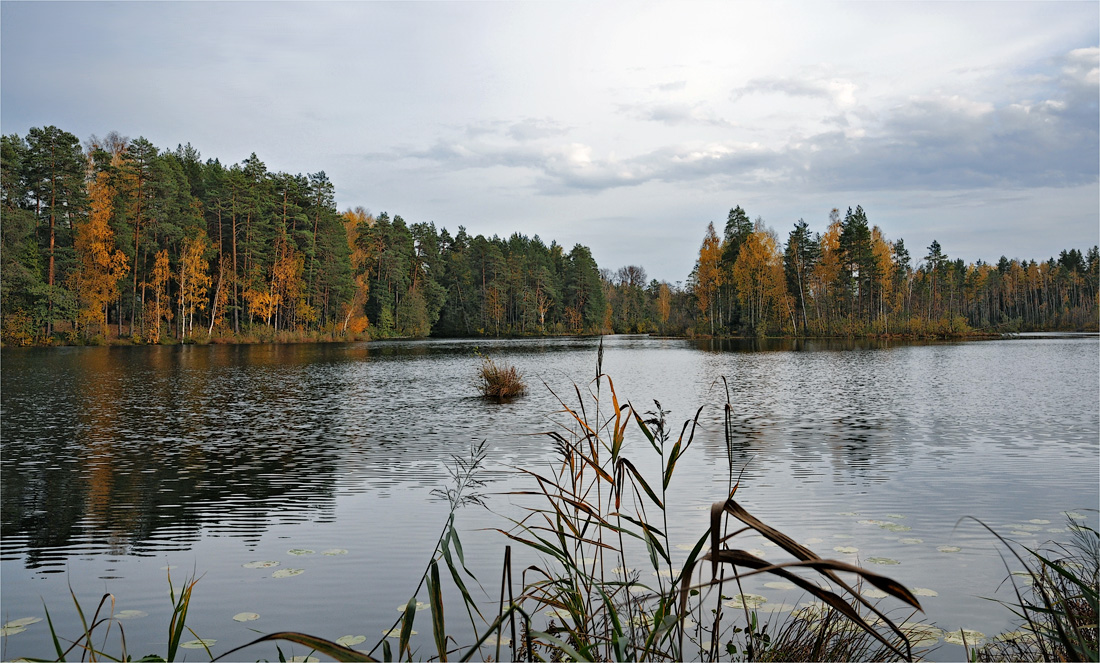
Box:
73, 171, 129, 335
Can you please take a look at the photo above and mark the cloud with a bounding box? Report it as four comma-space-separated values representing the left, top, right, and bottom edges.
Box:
619, 101, 735, 128
731, 76, 860, 108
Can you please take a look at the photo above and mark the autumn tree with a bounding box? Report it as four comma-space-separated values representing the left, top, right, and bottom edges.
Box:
72, 171, 129, 336
694, 222, 722, 335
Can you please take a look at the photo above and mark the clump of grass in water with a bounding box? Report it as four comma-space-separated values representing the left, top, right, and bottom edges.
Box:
476, 353, 526, 401
975, 514, 1098, 662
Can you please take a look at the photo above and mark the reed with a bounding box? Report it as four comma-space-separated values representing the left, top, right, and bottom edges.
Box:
976, 516, 1099, 662
476, 354, 527, 401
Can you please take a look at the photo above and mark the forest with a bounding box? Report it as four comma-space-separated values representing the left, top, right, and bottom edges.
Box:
1, 125, 1097, 345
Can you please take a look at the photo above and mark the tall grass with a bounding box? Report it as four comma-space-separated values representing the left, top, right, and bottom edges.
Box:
976, 516, 1099, 662
476, 353, 527, 401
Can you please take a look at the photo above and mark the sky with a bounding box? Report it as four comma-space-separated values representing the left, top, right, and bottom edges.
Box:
2, 1, 1097, 283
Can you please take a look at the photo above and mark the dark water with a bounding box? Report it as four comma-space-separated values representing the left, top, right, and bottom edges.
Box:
1, 335, 1097, 660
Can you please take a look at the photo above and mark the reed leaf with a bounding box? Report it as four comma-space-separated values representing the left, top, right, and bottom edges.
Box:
427, 561, 448, 662
212, 632, 375, 662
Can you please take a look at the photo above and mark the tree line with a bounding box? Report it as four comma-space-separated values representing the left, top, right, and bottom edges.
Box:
690, 205, 1099, 337
1, 125, 1095, 345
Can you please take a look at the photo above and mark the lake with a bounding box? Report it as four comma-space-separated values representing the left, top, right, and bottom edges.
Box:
1, 334, 1097, 661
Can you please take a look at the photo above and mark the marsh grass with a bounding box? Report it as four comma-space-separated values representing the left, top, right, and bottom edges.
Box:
976, 516, 1099, 662
476, 354, 527, 401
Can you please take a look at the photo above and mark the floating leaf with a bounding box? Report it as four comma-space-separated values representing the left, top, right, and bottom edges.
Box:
322, 549, 349, 556
272, 568, 304, 578
336, 635, 366, 647
837, 512, 860, 517
612, 566, 634, 575
1047, 528, 1067, 533
911, 587, 938, 597
903, 623, 944, 647
674, 543, 696, 551
944, 629, 985, 646
3, 618, 42, 628
759, 602, 796, 613
629, 614, 653, 626
881, 523, 911, 532
763, 581, 795, 590
483, 634, 511, 646
1010, 530, 1036, 537
747, 548, 767, 558
397, 601, 428, 612
833, 546, 859, 554
180, 639, 216, 649
1065, 511, 1086, 520
862, 589, 888, 599
544, 607, 572, 618
1027, 519, 1050, 525
866, 557, 899, 565
792, 602, 828, 620
287, 549, 315, 556
289, 657, 319, 663
628, 585, 650, 595
243, 560, 280, 569
995, 630, 1038, 644
383, 628, 417, 637
232, 612, 260, 622
858, 519, 888, 526
833, 534, 853, 539
886, 514, 906, 520
0, 625, 26, 636
898, 537, 923, 544
723, 593, 767, 609
114, 610, 147, 619
937, 545, 961, 553
804, 537, 824, 544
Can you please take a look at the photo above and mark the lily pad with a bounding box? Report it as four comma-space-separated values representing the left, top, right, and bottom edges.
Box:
881, 523, 911, 532
723, 593, 767, 609
115, 610, 147, 619
833, 546, 859, 554
898, 537, 923, 545
866, 557, 899, 565
763, 581, 796, 590
886, 514, 906, 520
243, 560, 280, 569
944, 628, 985, 646
1027, 519, 1051, 525
397, 601, 429, 612
289, 657, 320, 663
902, 623, 944, 647
336, 635, 366, 647
995, 630, 1038, 644
746, 548, 767, 558
759, 602, 796, 613
322, 549, 349, 556
544, 607, 572, 618
1065, 511, 1086, 520
837, 512, 860, 517
3, 617, 42, 628
862, 589, 888, 599
911, 587, 938, 597
0, 625, 26, 636
629, 614, 653, 626
833, 534, 853, 539
804, 537, 824, 544
232, 612, 260, 622
383, 628, 417, 638
180, 639, 216, 649
858, 519, 888, 526
287, 549, 315, 556
272, 568, 304, 578
483, 634, 511, 646
937, 545, 961, 553
1010, 530, 1037, 537
792, 602, 828, 620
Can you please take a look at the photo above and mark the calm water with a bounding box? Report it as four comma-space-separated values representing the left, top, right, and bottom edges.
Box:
1, 335, 1097, 660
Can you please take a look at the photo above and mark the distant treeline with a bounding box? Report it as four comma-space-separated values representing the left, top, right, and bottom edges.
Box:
1, 126, 1096, 345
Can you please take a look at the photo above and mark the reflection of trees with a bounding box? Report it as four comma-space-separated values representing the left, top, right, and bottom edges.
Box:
1, 346, 347, 570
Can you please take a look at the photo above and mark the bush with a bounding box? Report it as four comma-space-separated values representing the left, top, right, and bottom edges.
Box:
476, 355, 526, 401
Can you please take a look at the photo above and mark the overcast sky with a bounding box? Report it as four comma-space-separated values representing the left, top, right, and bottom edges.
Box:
2, 1, 1097, 282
